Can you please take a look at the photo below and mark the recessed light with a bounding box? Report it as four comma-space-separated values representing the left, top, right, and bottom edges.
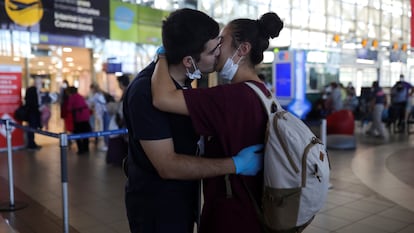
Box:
63, 47, 72, 52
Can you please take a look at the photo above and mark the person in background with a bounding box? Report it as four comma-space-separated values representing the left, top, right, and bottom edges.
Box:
152, 11, 283, 233
389, 74, 413, 131
123, 8, 263, 233
66, 86, 92, 155
60, 80, 73, 133
325, 82, 343, 114
24, 76, 43, 150
343, 82, 358, 112
39, 91, 52, 130
106, 74, 130, 166
88, 82, 108, 151
366, 81, 389, 140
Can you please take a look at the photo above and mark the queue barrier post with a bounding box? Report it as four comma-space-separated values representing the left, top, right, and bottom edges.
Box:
59, 133, 70, 233
1, 120, 128, 232
0, 119, 28, 211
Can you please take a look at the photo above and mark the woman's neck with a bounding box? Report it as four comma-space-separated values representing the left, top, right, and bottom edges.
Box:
231, 67, 261, 84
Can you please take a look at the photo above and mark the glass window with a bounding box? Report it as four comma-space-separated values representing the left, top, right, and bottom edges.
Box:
309, 0, 325, 14
402, 16, 410, 33
291, 29, 309, 48
291, 0, 308, 9
277, 8, 291, 26
308, 31, 327, 49
326, 16, 341, 32
381, 26, 391, 41
355, 0, 369, 6
327, 0, 341, 16
381, 11, 392, 28
11, 31, 31, 57
369, 8, 381, 24
341, 20, 355, 34
356, 7, 368, 22
372, 0, 381, 9
0, 30, 12, 56
309, 13, 326, 31
356, 22, 367, 37
292, 9, 309, 28
342, 2, 356, 20
391, 28, 402, 41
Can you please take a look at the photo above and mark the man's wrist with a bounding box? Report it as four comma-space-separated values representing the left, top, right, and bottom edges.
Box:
154, 46, 166, 63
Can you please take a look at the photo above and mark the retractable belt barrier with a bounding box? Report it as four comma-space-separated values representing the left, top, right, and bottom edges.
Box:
0, 118, 325, 233
0, 119, 127, 233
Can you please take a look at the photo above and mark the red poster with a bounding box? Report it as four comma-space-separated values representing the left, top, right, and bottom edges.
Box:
0, 65, 25, 150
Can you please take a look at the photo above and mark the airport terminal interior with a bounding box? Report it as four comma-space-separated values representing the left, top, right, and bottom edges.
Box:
1, 0, 414, 232
0, 107, 413, 233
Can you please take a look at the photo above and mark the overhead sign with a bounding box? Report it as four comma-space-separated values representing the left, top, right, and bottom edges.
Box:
4, 0, 44, 27
40, 0, 109, 38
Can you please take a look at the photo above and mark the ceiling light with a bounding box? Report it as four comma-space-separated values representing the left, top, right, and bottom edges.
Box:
63, 47, 72, 52
65, 57, 73, 62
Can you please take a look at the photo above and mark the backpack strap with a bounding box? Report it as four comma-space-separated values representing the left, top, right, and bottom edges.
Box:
244, 82, 282, 115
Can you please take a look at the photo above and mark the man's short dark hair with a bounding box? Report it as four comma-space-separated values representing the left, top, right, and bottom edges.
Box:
162, 8, 219, 65
117, 74, 130, 87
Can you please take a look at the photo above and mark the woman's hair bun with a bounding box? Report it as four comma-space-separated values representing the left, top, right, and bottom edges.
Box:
258, 12, 284, 39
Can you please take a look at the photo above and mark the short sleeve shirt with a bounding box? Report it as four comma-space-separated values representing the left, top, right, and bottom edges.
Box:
371, 86, 386, 104
123, 62, 199, 209
183, 81, 268, 233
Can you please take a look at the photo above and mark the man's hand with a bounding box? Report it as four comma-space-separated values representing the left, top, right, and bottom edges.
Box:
232, 144, 264, 176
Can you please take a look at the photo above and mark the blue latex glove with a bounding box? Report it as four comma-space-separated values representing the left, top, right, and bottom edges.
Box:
232, 144, 264, 176
156, 46, 165, 55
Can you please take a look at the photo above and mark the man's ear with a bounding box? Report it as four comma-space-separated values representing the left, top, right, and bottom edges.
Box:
182, 56, 193, 69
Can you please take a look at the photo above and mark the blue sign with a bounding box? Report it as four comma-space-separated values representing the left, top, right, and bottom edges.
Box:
275, 63, 292, 98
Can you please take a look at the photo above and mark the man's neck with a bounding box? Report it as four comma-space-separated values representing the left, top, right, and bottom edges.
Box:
168, 65, 188, 87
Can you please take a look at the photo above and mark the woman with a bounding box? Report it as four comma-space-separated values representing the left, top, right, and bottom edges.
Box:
152, 12, 283, 233
106, 74, 130, 165
66, 86, 92, 155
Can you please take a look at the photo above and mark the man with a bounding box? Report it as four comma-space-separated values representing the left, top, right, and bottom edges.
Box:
366, 81, 388, 140
123, 8, 262, 233
389, 74, 413, 131
25, 76, 43, 150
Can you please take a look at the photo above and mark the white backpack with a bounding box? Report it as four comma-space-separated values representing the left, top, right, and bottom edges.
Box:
245, 82, 330, 232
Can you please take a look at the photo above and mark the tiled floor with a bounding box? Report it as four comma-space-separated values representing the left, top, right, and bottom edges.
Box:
0, 116, 414, 233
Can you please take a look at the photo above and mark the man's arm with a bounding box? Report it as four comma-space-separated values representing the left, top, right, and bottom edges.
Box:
151, 56, 189, 115
140, 138, 263, 179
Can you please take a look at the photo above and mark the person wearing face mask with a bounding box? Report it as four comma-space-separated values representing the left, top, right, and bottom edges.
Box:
24, 76, 43, 150
123, 8, 263, 233
152, 12, 283, 233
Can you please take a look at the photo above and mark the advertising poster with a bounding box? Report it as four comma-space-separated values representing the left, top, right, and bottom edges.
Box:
0, 65, 25, 150
109, 0, 169, 45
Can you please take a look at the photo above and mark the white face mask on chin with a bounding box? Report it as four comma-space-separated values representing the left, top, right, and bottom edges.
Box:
218, 48, 243, 81
186, 57, 202, 80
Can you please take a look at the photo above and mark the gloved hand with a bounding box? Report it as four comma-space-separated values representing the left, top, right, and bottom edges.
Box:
156, 46, 165, 55
232, 144, 264, 176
